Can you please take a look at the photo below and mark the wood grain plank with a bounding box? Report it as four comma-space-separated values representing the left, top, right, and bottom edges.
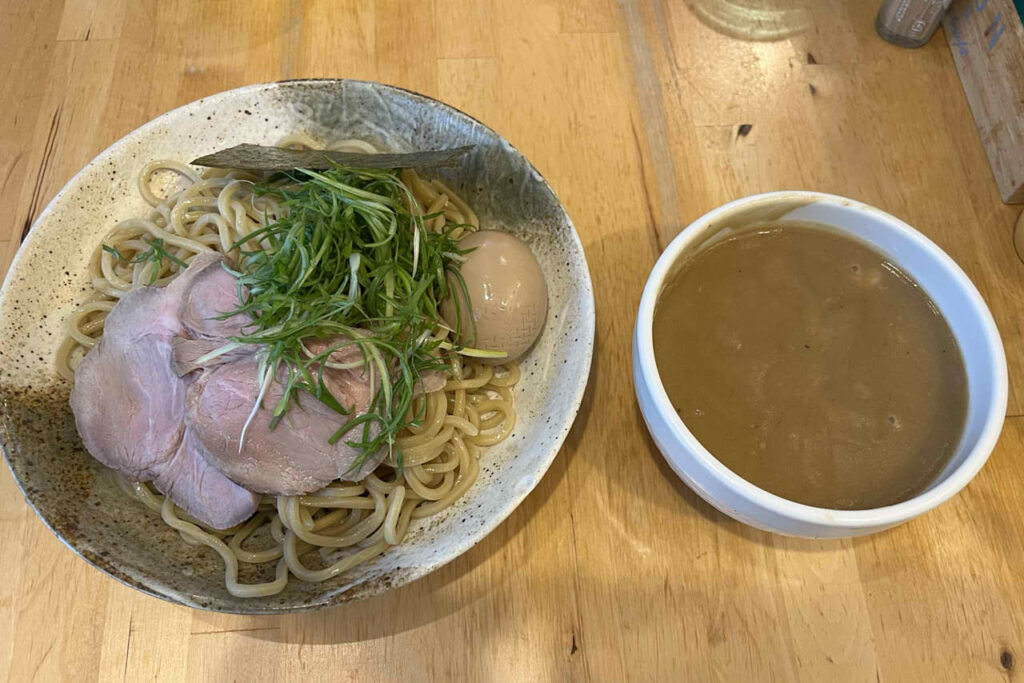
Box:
56, 0, 124, 42
94, 585, 135, 683
438, 57, 502, 130
944, 0, 1024, 203
854, 420, 1024, 680
0, 447, 29, 679
559, 0, 618, 34
434, 0, 498, 59
770, 537, 879, 680
0, 0, 62, 248
487, 0, 566, 177
3, 35, 124, 683
374, 0, 438, 95
0, 5, 63, 668
1, 1, 1024, 681
6, 511, 112, 682
298, 1, 377, 79
120, 593, 192, 682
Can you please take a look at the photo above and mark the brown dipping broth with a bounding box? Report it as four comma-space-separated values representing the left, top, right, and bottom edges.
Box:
653, 224, 968, 510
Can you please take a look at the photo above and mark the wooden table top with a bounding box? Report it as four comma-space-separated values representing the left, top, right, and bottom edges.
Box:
2, 1, 1023, 681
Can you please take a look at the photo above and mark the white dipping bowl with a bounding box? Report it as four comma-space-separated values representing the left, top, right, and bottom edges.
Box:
633, 191, 1008, 538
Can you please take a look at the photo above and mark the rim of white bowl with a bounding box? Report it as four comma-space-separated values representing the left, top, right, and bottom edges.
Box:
635, 191, 1008, 529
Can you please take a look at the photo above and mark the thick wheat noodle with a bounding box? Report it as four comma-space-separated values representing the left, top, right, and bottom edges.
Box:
431, 178, 479, 228
420, 448, 461, 474
161, 497, 290, 598
404, 460, 457, 501
445, 364, 494, 391
228, 514, 283, 564
65, 301, 114, 347
67, 136, 518, 597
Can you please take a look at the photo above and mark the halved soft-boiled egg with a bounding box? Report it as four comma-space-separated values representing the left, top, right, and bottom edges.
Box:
441, 230, 548, 365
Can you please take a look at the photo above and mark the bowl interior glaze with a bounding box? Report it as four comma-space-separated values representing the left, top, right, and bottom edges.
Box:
0, 80, 595, 613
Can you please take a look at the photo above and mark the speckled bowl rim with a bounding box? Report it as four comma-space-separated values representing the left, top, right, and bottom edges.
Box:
0, 79, 596, 613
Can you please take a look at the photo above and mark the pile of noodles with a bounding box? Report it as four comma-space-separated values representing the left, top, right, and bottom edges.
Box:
58, 135, 517, 597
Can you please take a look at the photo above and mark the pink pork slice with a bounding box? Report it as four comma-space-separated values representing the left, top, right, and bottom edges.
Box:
185, 356, 384, 495
177, 283, 387, 494
69, 253, 260, 529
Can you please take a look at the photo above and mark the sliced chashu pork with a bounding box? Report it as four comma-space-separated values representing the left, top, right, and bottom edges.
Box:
75, 250, 448, 514
304, 335, 447, 402
171, 257, 257, 376
69, 253, 260, 529
175, 271, 387, 494
185, 356, 383, 494
184, 338, 445, 496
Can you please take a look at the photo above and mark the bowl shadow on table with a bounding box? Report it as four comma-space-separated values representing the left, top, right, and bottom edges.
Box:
210, 342, 600, 644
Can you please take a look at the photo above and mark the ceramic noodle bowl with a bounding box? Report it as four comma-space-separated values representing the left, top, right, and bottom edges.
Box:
0, 80, 595, 613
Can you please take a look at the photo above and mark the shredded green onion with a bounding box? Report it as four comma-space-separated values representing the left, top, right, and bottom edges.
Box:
223, 165, 474, 472
103, 238, 188, 285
